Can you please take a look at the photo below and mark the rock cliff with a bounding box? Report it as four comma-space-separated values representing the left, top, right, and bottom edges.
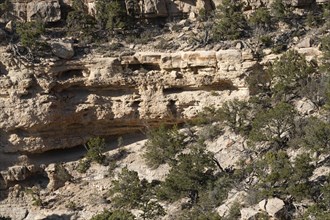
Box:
0, 49, 254, 153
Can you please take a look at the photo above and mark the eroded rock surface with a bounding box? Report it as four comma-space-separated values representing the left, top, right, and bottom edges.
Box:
0, 49, 254, 153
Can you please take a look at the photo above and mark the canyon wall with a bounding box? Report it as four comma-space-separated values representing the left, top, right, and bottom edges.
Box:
0, 49, 255, 153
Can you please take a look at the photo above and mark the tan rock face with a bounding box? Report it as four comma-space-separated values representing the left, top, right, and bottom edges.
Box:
0, 49, 254, 153
27, 0, 61, 22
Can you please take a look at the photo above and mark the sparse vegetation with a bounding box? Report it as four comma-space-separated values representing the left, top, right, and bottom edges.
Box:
16, 21, 45, 49
249, 7, 272, 32
144, 125, 185, 169
249, 102, 296, 148
90, 209, 135, 220
267, 50, 315, 101
109, 167, 165, 219
212, 0, 247, 41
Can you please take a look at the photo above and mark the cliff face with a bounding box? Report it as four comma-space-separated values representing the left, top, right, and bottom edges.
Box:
5, 0, 328, 24
0, 49, 254, 153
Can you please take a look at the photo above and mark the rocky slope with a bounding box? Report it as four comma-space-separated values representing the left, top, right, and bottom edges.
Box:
0, 0, 329, 219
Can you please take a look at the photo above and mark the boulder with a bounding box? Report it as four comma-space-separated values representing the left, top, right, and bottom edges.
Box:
45, 163, 72, 190
5, 21, 13, 33
294, 98, 316, 115
240, 206, 260, 220
259, 198, 286, 218
5, 165, 31, 181
27, 0, 61, 22
51, 41, 75, 59
143, 0, 168, 17
296, 37, 312, 48
0, 206, 28, 220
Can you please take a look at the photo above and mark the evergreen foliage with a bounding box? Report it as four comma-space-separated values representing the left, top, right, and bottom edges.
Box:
249, 102, 296, 147
16, 21, 45, 49
66, 0, 96, 40
267, 50, 315, 101
217, 99, 251, 135
109, 167, 165, 220
85, 137, 105, 164
212, 0, 248, 40
158, 145, 216, 203
270, 0, 292, 22
249, 7, 272, 32
301, 117, 330, 154
95, 0, 129, 31
143, 125, 185, 169
90, 209, 135, 220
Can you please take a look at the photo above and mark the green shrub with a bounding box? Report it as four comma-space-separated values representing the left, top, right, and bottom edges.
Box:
323, 2, 330, 28
77, 159, 91, 173
270, 0, 292, 22
212, 0, 248, 41
95, 0, 129, 31
217, 99, 251, 135
259, 35, 273, 47
190, 107, 218, 125
85, 137, 105, 164
225, 201, 241, 220
321, 35, 330, 73
249, 7, 272, 32
66, 0, 96, 41
301, 117, 330, 154
144, 125, 185, 169
16, 21, 45, 49
246, 65, 271, 95
109, 167, 165, 219
268, 50, 315, 101
158, 145, 216, 203
178, 209, 221, 220
305, 10, 323, 28
90, 209, 135, 220
249, 150, 314, 201
271, 43, 287, 54
249, 102, 296, 147
0, 0, 13, 21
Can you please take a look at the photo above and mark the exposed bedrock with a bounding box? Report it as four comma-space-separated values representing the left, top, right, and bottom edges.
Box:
0, 49, 256, 153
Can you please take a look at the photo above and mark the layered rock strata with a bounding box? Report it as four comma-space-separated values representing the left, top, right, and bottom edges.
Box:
0, 49, 255, 153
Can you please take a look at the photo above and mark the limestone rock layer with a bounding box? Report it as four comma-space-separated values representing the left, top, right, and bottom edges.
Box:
0, 50, 255, 153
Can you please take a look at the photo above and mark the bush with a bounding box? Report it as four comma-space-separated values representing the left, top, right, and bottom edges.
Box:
323, 2, 330, 28
95, 0, 129, 31
259, 35, 273, 47
0, 0, 13, 21
16, 21, 45, 49
90, 209, 135, 220
66, 0, 96, 41
217, 99, 251, 135
270, 0, 292, 23
246, 65, 271, 96
77, 159, 91, 173
212, 0, 248, 41
109, 167, 165, 219
158, 145, 216, 203
144, 125, 185, 169
267, 50, 315, 101
249, 102, 296, 148
301, 117, 330, 154
321, 35, 330, 73
85, 137, 105, 164
249, 7, 272, 32
251, 151, 314, 201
